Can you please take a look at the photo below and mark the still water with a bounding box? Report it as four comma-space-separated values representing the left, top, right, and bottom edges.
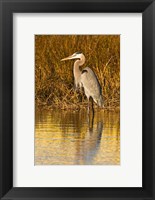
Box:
35, 109, 120, 165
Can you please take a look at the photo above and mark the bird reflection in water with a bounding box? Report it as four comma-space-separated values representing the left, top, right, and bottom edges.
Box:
75, 111, 103, 165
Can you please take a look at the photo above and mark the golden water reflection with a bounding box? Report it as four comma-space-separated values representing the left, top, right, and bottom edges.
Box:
35, 109, 120, 165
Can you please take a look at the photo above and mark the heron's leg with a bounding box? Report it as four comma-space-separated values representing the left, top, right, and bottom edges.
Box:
89, 110, 94, 130
91, 98, 94, 115
87, 101, 94, 132
87, 97, 90, 114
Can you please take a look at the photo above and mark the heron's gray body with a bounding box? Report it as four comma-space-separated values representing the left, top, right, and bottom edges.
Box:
80, 67, 103, 107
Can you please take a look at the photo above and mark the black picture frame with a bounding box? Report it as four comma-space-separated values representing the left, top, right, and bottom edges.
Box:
0, 0, 155, 199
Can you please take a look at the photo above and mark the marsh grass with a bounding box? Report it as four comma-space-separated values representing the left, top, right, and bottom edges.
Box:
35, 35, 120, 110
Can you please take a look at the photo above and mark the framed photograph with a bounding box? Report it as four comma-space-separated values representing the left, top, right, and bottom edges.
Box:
0, 0, 155, 199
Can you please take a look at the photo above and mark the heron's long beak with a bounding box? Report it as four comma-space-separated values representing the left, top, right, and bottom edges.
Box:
61, 55, 74, 61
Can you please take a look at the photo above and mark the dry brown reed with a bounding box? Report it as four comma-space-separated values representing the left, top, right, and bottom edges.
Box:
35, 35, 120, 110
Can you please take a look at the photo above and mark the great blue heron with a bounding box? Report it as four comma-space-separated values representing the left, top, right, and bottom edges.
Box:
61, 52, 103, 112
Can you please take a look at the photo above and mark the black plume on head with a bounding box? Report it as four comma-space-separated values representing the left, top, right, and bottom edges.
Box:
75, 51, 82, 54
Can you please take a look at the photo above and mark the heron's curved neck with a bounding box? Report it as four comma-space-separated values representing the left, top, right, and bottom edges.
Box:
75, 56, 85, 66
73, 61, 81, 78
73, 56, 85, 78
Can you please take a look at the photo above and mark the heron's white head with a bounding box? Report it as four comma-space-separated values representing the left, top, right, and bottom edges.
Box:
61, 52, 84, 61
